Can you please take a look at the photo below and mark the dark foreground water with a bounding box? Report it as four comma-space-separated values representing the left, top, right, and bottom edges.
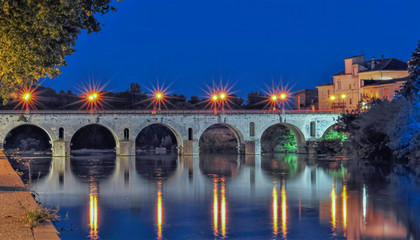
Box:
7, 153, 420, 239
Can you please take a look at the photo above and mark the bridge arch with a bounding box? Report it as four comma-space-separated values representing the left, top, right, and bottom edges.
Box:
259, 122, 306, 153
70, 123, 119, 151
133, 123, 184, 154
320, 123, 341, 139
197, 123, 246, 154
1, 123, 56, 151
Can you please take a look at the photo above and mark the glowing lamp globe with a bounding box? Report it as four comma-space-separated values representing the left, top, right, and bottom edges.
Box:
156, 93, 163, 100
212, 95, 218, 101
341, 94, 346, 99
271, 95, 277, 101
22, 92, 31, 102
279, 93, 287, 100
330, 95, 336, 101
220, 93, 226, 100
88, 92, 98, 102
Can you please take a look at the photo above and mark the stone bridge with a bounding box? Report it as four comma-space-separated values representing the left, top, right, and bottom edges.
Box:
0, 110, 339, 156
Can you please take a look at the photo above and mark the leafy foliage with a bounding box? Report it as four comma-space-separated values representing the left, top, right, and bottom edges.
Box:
0, 0, 119, 103
261, 125, 297, 153
22, 204, 59, 228
339, 99, 400, 161
401, 41, 420, 99
199, 125, 238, 153
323, 130, 348, 142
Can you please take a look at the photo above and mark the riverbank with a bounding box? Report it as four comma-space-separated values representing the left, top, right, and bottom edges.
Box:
0, 150, 59, 240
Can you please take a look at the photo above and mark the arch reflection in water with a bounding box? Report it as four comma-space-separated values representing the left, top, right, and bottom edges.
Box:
199, 154, 241, 179
135, 154, 178, 181
212, 177, 227, 238
89, 183, 99, 240
261, 154, 305, 180
70, 153, 116, 183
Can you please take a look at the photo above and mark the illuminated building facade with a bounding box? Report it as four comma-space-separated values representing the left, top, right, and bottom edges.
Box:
293, 89, 318, 110
317, 55, 409, 111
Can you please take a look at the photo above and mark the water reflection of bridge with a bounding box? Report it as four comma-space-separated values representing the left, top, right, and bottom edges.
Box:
29, 154, 416, 239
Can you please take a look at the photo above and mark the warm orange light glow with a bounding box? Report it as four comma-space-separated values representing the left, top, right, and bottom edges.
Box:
204, 81, 235, 113
341, 94, 346, 99
15, 86, 39, 111
279, 93, 287, 100
89, 184, 99, 240
79, 82, 107, 111
330, 95, 336, 101
157, 182, 163, 239
342, 185, 347, 231
331, 184, 337, 230
281, 185, 287, 238
212, 178, 228, 238
148, 83, 171, 111
221, 180, 227, 238
263, 82, 292, 111
272, 185, 278, 236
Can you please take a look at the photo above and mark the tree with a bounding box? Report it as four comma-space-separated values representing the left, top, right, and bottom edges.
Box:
401, 40, 420, 99
0, 0, 120, 103
245, 92, 266, 109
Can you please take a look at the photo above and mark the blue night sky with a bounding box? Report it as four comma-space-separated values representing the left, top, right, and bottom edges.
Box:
43, 0, 420, 99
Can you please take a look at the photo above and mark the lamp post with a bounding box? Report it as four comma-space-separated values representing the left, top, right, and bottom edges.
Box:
330, 95, 336, 112
341, 94, 346, 112
279, 93, 287, 114
212, 94, 219, 114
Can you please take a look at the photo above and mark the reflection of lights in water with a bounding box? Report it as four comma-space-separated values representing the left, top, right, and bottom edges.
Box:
342, 185, 347, 231
212, 177, 227, 238
221, 179, 227, 238
331, 183, 337, 230
272, 185, 278, 236
363, 185, 367, 223
89, 184, 99, 240
157, 182, 163, 239
281, 185, 287, 238
213, 179, 218, 235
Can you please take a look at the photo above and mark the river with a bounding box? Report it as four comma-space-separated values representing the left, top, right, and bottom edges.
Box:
6, 153, 420, 239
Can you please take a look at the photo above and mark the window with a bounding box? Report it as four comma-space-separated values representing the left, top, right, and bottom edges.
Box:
250, 122, 255, 137
124, 128, 129, 140
349, 84, 351, 90
59, 128, 64, 140
337, 81, 342, 90
349, 98, 352, 105
310, 122, 316, 137
188, 128, 193, 140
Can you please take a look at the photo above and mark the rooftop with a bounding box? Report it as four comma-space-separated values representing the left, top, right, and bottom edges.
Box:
363, 77, 409, 86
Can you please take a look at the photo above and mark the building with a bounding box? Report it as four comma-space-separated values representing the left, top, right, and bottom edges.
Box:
362, 77, 408, 100
293, 89, 318, 110
316, 55, 409, 111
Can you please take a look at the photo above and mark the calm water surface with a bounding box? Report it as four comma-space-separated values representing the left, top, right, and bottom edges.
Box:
9, 153, 420, 239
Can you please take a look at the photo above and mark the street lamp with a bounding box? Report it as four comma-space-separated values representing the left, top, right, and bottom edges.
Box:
279, 92, 287, 114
